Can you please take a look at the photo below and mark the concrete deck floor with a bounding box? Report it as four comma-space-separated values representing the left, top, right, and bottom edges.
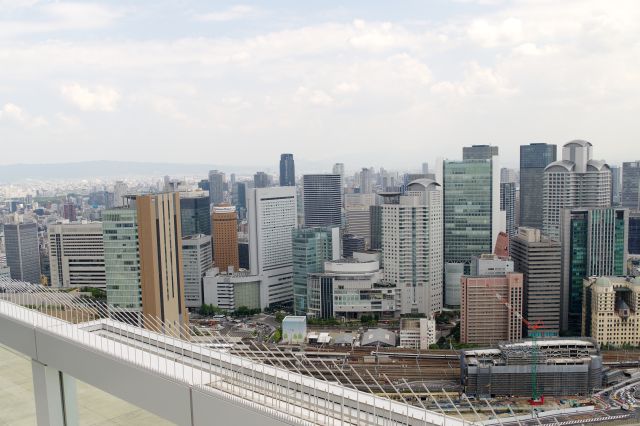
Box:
0, 345, 173, 425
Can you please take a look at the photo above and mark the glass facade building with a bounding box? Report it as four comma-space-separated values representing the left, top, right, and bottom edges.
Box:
279, 153, 295, 187
622, 161, 640, 210
630, 212, 640, 255
519, 143, 557, 229
180, 194, 211, 237
369, 205, 382, 251
4, 222, 41, 284
292, 227, 336, 315
443, 159, 499, 271
302, 174, 342, 228
561, 208, 628, 335
500, 182, 516, 238
103, 208, 141, 311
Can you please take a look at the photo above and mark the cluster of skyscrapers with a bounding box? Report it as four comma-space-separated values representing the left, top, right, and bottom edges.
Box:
2, 144, 640, 348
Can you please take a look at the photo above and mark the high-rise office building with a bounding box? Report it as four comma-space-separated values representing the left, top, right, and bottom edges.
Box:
460, 272, 523, 345
303, 174, 342, 228
181, 234, 213, 308
560, 207, 628, 335
630, 212, 640, 255
610, 165, 622, 206
519, 143, 557, 229
345, 205, 370, 245
254, 171, 271, 189
248, 186, 297, 308
180, 192, 211, 237
103, 193, 187, 334
342, 234, 365, 258
332, 163, 345, 178
4, 221, 41, 283
48, 222, 105, 288
345, 193, 374, 245
543, 140, 611, 240
208, 170, 225, 206
463, 144, 499, 160
113, 181, 128, 207
422, 162, 429, 176
382, 179, 443, 315
279, 153, 295, 187
211, 204, 239, 272
510, 227, 561, 337
369, 204, 383, 251
622, 161, 640, 210
232, 181, 248, 219
103, 208, 140, 312
500, 182, 517, 239
443, 148, 504, 272
292, 227, 339, 315
360, 167, 373, 194
63, 202, 77, 222
500, 167, 517, 184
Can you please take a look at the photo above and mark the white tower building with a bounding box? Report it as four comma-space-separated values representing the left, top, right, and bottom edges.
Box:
543, 140, 611, 240
381, 179, 443, 315
48, 222, 105, 288
181, 234, 213, 308
248, 186, 297, 308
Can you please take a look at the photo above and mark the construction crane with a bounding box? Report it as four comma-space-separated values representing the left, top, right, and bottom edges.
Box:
491, 290, 545, 405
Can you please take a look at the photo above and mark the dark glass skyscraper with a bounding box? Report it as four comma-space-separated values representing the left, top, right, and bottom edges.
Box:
622, 161, 640, 210
279, 153, 295, 186
630, 212, 640, 255
303, 174, 342, 227
233, 181, 247, 219
560, 207, 628, 335
4, 222, 41, 283
180, 194, 211, 237
500, 182, 516, 238
519, 143, 557, 229
369, 205, 382, 250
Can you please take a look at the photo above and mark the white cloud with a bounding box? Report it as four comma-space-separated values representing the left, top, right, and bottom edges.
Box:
0, 103, 47, 127
467, 17, 523, 47
295, 87, 334, 107
431, 62, 515, 97
0, 0, 39, 12
60, 84, 121, 112
0, 3, 121, 37
197, 5, 259, 22
2, 1, 640, 166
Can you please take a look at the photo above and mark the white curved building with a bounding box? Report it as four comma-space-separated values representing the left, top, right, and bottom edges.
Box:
543, 140, 612, 240
381, 179, 443, 315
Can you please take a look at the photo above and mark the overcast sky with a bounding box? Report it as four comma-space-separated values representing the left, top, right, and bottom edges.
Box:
0, 0, 638, 171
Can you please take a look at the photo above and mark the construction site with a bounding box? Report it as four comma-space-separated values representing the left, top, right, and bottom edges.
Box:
460, 339, 603, 399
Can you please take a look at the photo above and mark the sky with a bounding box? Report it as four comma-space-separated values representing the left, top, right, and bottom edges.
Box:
1, 0, 639, 171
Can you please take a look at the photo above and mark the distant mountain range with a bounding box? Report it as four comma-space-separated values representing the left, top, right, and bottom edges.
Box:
0, 159, 332, 183
0, 161, 226, 182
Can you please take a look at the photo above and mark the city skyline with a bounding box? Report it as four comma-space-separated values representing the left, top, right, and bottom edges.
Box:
1, 1, 639, 168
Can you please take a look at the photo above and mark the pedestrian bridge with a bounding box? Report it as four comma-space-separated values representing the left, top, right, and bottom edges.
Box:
0, 278, 468, 426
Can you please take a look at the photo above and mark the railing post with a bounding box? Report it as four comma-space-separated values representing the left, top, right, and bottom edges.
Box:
31, 360, 78, 426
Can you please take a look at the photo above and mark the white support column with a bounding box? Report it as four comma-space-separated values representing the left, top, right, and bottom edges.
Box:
31, 360, 78, 426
